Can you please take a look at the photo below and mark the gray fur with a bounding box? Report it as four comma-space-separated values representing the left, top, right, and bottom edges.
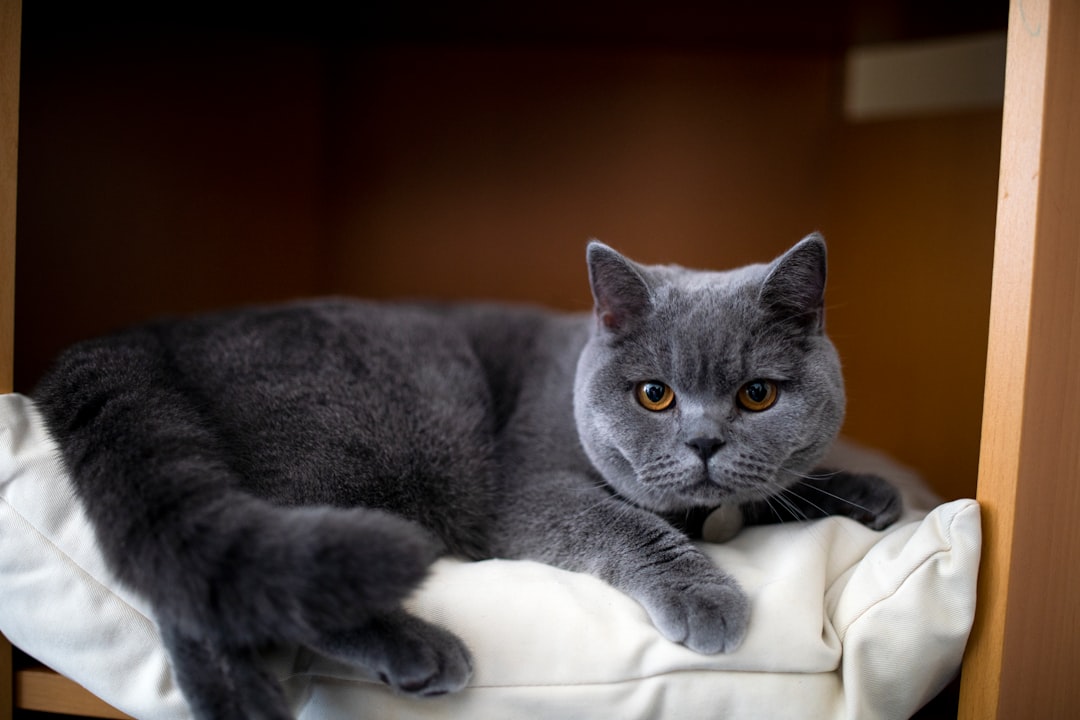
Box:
32, 233, 900, 719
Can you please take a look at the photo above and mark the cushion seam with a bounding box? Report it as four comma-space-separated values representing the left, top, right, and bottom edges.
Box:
285, 663, 845, 690
835, 501, 973, 641
0, 492, 158, 629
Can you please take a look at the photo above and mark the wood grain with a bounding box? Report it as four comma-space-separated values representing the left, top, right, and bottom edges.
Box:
14, 666, 132, 719
822, 111, 999, 502
0, 0, 18, 395
0, 636, 9, 720
959, 0, 1080, 716
0, 0, 20, 714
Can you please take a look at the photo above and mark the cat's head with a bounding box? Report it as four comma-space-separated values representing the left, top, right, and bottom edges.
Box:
573, 234, 844, 513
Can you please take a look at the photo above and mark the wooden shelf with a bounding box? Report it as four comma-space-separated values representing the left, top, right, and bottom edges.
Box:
14, 665, 131, 719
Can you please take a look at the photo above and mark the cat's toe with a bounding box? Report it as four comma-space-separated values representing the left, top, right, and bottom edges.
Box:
646, 577, 749, 654
865, 491, 902, 530
857, 476, 903, 530
312, 611, 472, 697
381, 623, 473, 697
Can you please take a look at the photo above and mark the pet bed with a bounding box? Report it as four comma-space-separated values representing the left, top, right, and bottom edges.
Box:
1, 392, 979, 719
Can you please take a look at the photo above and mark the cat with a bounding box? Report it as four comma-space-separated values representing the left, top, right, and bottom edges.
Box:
33, 233, 900, 719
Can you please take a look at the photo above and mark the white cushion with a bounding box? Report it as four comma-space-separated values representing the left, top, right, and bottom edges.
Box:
0, 392, 980, 719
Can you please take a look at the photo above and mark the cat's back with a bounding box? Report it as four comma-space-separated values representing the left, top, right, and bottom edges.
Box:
34, 299, 583, 543
39, 299, 483, 423
36, 302, 485, 503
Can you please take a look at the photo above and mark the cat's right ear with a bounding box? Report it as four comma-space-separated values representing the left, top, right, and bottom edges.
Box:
758, 232, 827, 331
586, 241, 653, 333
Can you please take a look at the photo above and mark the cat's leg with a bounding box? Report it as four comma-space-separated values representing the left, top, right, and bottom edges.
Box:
159, 623, 293, 720
150, 502, 451, 716
740, 470, 902, 530
164, 612, 469, 717
492, 480, 749, 654
307, 608, 473, 697
33, 333, 453, 717
140, 502, 451, 718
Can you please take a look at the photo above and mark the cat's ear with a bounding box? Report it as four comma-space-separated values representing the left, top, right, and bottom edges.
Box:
586, 241, 653, 333
758, 233, 827, 331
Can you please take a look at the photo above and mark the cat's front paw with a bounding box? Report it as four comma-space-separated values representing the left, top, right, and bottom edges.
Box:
843, 473, 903, 530
640, 575, 749, 654
770, 470, 903, 531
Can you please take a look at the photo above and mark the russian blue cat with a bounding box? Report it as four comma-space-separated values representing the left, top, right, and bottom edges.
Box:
34, 234, 899, 719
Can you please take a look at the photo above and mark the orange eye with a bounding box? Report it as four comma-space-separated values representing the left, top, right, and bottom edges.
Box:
737, 380, 778, 412
636, 381, 676, 412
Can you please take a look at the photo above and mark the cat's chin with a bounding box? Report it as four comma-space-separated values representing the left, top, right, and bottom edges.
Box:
633, 466, 807, 515
611, 477, 743, 515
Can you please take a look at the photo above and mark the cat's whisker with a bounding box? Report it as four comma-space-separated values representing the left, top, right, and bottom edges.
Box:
782, 485, 866, 545
581, 480, 660, 526
759, 493, 793, 525
740, 484, 797, 525
780, 466, 844, 482
763, 488, 836, 549
776, 486, 830, 520
803, 470, 844, 481
770, 490, 811, 524
794, 480, 874, 515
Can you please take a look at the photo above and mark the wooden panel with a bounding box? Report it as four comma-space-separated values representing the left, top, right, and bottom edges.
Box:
4, 8, 131, 720
0, 0, 19, 395
0, 636, 10, 720
822, 111, 1000, 502
1, 1, 20, 714
959, 0, 1080, 716
13, 26, 328, 391
15, 666, 132, 719
324, 47, 836, 309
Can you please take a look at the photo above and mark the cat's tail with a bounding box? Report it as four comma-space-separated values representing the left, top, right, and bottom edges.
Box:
32, 330, 441, 650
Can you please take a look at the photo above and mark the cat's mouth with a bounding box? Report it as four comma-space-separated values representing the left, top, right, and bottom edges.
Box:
621, 454, 781, 512
640, 471, 745, 513
692, 463, 780, 507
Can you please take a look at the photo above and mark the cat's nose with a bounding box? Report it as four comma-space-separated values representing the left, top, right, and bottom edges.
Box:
686, 436, 724, 462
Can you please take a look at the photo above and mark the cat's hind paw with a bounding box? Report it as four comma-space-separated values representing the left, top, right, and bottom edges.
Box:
375, 618, 472, 697
312, 610, 473, 697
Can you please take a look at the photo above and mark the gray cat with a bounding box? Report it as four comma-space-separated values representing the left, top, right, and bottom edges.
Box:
33, 234, 899, 719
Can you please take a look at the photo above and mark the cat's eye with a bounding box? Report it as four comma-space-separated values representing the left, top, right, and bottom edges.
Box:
636, 381, 676, 412
737, 380, 778, 412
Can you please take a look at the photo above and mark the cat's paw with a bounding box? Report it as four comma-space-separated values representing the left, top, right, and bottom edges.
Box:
374, 618, 473, 697
843, 473, 903, 530
312, 611, 473, 697
779, 470, 903, 531
640, 575, 750, 654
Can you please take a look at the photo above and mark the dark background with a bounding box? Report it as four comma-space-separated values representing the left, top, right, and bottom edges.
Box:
14, 1, 1008, 501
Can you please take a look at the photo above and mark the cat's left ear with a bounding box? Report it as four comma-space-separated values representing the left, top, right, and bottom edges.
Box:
586, 241, 653, 333
759, 233, 827, 331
